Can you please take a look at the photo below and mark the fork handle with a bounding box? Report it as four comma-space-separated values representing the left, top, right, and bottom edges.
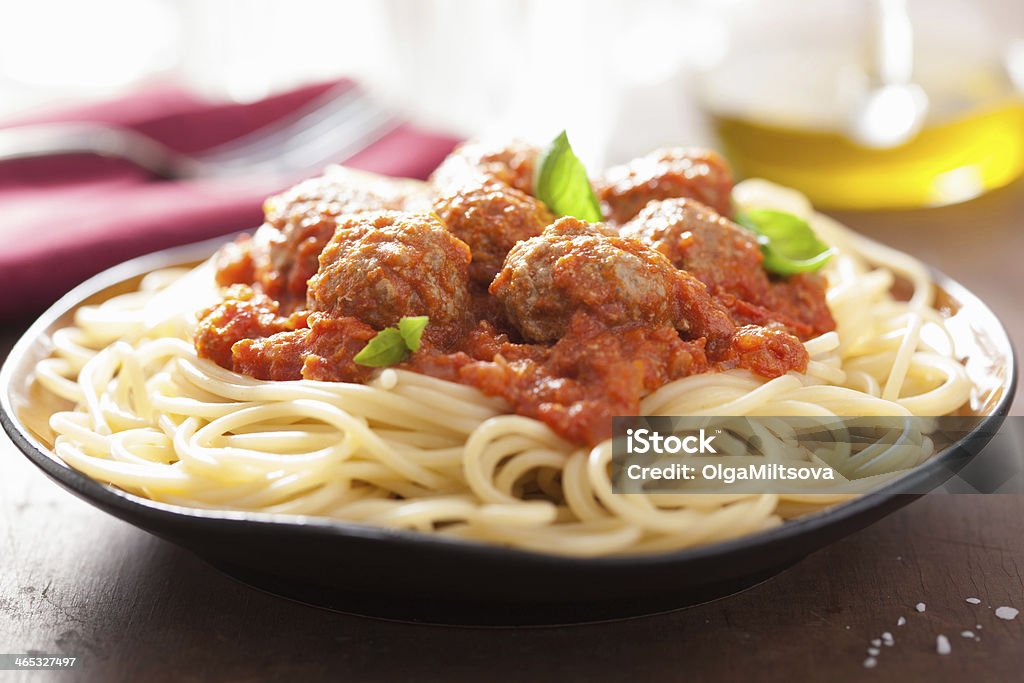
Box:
0, 123, 201, 179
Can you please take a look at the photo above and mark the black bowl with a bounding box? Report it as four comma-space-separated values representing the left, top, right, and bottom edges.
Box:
1, 237, 1016, 626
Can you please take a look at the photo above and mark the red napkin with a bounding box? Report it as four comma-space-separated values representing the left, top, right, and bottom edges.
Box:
0, 81, 461, 321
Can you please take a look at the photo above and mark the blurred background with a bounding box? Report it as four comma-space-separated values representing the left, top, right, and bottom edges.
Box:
3, 0, 1022, 208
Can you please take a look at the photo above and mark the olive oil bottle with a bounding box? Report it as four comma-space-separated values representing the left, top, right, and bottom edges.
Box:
693, 0, 1024, 210
709, 98, 1024, 210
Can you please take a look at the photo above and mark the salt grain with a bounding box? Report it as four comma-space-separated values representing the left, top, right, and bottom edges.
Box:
976, 624, 983, 630
881, 632, 894, 646
868, 647, 880, 656
995, 606, 1019, 621
960, 630, 975, 638
966, 597, 981, 605
916, 602, 927, 612
897, 616, 906, 626
871, 638, 881, 647
863, 657, 878, 669
936, 634, 951, 655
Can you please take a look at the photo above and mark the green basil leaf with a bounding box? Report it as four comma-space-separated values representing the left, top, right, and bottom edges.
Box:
354, 316, 430, 367
734, 208, 834, 276
534, 130, 603, 223
397, 315, 429, 351
353, 328, 409, 367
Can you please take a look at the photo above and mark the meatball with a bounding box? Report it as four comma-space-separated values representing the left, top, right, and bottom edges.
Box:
622, 198, 835, 339
433, 181, 554, 286
595, 148, 734, 224
262, 166, 432, 227
430, 139, 540, 195
252, 167, 432, 304
489, 217, 735, 345
621, 198, 766, 303
306, 211, 472, 330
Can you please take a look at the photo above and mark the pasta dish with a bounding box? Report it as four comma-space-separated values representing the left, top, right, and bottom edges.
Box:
33, 135, 973, 556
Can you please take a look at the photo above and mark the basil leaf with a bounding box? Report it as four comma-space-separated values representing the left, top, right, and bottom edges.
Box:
734, 208, 834, 276
397, 315, 429, 351
353, 328, 409, 367
534, 130, 602, 223
354, 316, 430, 367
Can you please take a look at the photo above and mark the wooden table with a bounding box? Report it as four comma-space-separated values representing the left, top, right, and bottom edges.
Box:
2, 182, 1023, 682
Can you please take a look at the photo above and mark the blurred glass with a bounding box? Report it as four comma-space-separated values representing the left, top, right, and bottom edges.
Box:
694, 0, 1024, 209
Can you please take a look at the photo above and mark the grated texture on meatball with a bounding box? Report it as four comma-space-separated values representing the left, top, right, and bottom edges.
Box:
595, 148, 733, 224
433, 181, 554, 286
490, 216, 735, 345
306, 211, 472, 331
429, 139, 540, 195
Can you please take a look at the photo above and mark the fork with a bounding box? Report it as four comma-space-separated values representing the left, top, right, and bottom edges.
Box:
0, 84, 402, 181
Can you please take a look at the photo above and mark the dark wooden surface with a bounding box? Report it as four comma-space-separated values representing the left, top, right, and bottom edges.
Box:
2, 181, 1024, 682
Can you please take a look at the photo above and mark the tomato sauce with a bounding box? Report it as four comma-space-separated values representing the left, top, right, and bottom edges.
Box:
195, 296, 807, 446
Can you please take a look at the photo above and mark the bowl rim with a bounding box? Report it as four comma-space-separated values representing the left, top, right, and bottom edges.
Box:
1, 235, 1017, 569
